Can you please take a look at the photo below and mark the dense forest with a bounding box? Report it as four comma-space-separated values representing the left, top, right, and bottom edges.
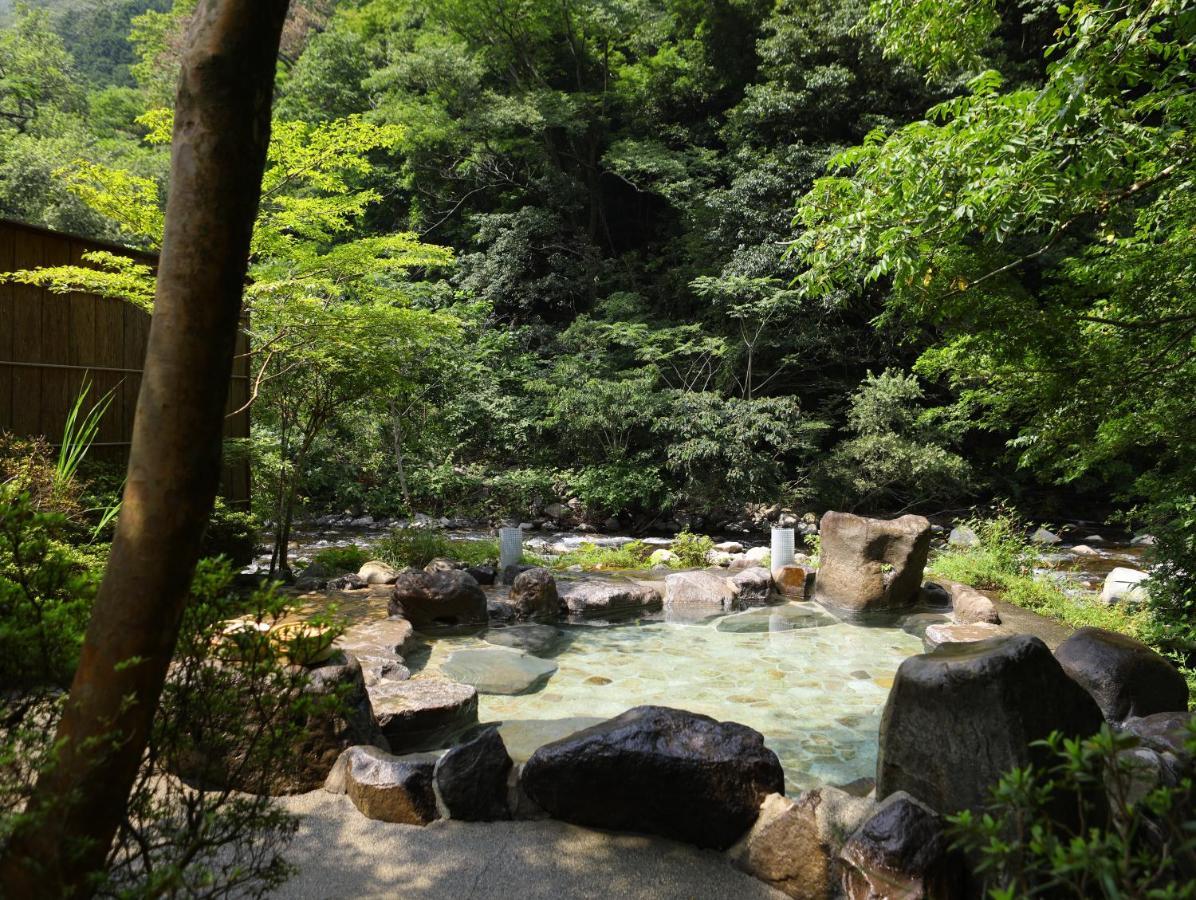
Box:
1, 0, 1192, 542
2, 1, 1195, 896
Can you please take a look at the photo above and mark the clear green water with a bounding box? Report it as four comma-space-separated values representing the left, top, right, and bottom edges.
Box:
417, 604, 926, 793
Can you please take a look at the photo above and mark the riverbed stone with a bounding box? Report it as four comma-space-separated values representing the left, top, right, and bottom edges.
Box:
336, 616, 416, 660
664, 570, 737, 610
435, 726, 512, 821
388, 569, 487, 628
466, 564, 497, 585
501, 563, 535, 585
922, 621, 1003, 650
839, 792, 961, 900
337, 745, 439, 825
716, 604, 837, 634
1101, 567, 1150, 606
731, 789, 876, 900
773, 564, 813, 599
368, 678, 478, 752
814, 512, 932, 612
877, 634, 1103, 815
483, 623, 562, 656
1122, 711, 1196, 764
1055, 627, 1189, 722
441, 648, 558, 695
947, 525, 980, 548
715, 541, 745, 554
935, 580, 1000, 625
358, 560, 399, 585
521, 705, 784, 849
1030, 527, 1062, 545
559, 578, 662, 618
508, 567, 561, 621
731, 567, 773, 607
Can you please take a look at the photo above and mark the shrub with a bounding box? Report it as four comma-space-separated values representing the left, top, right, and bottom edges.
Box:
200, 498, 260, 568
950, 724, 1196, 898
552, 540, 652, 570
311, 544, 368, 574
1136, 495, 1196, 696
671, 529, 714, 568
0, 485, 98, 687
372, 527, 451, 568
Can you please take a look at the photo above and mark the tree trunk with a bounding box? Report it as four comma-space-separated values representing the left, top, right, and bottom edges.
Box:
0, 2, 290, 895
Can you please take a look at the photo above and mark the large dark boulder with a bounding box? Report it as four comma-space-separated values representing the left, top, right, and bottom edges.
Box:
814, 512, 932, 612
388, 569, 487, 628
839, 793, 962, 900
509, 567, 561, 621
1055, 627, 1189, 723
877, 634, 1103, 815
520, 705, 784, 849
335, 745, 439, 825
435, 726, 512, 821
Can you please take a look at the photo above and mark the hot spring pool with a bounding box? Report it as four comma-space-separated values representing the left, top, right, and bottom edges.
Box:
412, 603, 929, 793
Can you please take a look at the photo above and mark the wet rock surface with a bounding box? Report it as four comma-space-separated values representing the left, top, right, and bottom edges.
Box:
483, 623, 562, 656
814, 512, 932, 612
521, 705, 784, 849
731, 566, 774, 607
1056, 627, 1189, 722
877, 634, 1103, 815
716, 604, 837, 633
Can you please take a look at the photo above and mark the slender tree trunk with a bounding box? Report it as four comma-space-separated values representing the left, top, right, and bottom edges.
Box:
0, 2, 290, 895
388, 398, 412, 512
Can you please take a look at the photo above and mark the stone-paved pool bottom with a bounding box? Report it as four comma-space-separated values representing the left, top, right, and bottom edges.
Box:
414, 606, 927, 794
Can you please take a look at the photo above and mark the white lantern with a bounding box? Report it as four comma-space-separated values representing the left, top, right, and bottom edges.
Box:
499, 526, 523, 570
770, 527, 795, 571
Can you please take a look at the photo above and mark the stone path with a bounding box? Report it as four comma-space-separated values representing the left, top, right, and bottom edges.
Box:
271, 791, 786, 900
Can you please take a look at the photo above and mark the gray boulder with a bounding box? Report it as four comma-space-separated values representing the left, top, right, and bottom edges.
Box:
922, 621, 1003, 650
814, 512, 932, 612
1055, 627, 1189, 722
877, 634, 1103, 815
368, 677, 478, 752
509, 567, 561, 621
934, 580, 1000, 625
730, 789, 875, 900
466, 564, 497, 586
559, 579, 662, 618
333, 745, 438, 825
947, 525, 980, 548
664, 570, 737, 610
1100, 567, 1150, 606
1030, 527, 1061, 545
521, 705, 784, 849
358, 560, 399, 585
435, 727, 512, 821
388, 570, 487, 628
730, 567, 773, 607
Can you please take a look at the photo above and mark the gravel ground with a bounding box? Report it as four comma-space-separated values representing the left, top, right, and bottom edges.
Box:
269, 790, 785, 900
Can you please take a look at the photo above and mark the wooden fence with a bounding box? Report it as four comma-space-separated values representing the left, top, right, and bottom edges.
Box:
0, 218, 251, 504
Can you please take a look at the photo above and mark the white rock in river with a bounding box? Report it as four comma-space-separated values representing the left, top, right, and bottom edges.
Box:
1101, 567, 1150, 606
441, 648, 558, 695
948, 525, 980, 548
649, 548, 677, 566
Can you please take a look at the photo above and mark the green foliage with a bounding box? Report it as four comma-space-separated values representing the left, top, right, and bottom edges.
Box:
816, 370, 971, 510
1136, 493, 1196, 696
199, 498, 260, 569
949, 724, 1196, 898
929, 513, 1145, 635
310, 544, 368, 575
0, 485, 98, 686
551, 540, 654, 571
670, 529, 714, 568
371, 527, 501, 569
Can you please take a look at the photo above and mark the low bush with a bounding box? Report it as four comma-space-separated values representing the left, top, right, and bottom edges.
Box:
552, 540, 653, 570
950, 724, 1196, 898
671, 529, 714, 568
371, 528, 508, 569
311, 544, 368, 574
200, 498, 260, 568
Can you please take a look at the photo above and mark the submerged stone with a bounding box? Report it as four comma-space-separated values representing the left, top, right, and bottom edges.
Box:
441, 647, 558, 695
483, 623, 562, 656
716, 604, 837, 634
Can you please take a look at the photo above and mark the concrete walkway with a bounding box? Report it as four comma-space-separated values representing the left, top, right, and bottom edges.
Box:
272, 791, 785, 899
